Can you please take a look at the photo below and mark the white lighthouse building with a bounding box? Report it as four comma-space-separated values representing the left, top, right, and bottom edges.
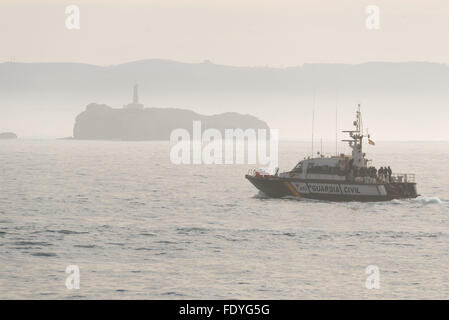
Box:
123, 83, 144, 110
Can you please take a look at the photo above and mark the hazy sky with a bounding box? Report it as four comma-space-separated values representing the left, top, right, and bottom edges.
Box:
2, 0, 449, 66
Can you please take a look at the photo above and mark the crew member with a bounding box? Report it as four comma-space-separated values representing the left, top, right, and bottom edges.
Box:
379, 167, 384, 181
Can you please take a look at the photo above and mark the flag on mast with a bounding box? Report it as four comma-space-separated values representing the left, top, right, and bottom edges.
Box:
367, 131, 375, 146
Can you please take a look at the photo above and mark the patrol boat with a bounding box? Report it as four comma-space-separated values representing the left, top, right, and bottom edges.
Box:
246, 106, 418, 202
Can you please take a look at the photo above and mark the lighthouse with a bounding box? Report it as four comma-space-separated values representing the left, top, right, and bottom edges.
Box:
123, 83, 144, 110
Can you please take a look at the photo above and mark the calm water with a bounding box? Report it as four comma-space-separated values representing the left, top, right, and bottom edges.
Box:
0, 140, 448, 299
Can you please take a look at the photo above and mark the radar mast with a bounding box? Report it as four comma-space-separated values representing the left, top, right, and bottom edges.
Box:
342, 104, 367, 168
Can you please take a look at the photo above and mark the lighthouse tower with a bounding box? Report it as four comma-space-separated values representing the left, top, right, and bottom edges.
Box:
123, 83, 144, 110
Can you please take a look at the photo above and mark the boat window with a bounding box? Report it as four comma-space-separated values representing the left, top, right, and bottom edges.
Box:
308, 164, 330, 174
292, 162, 303, 173
307, 164, 346, 175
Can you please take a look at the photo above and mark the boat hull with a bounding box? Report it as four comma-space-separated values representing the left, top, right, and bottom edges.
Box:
245, 175, 418, 202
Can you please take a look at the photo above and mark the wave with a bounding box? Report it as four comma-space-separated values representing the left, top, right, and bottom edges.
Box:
31, 252, 57, 257
417, 196, 443, 205
46, 229, 88, 235
253, 191, 270, 199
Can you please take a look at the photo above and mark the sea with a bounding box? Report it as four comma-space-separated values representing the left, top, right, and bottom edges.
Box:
0, 140, 448, 299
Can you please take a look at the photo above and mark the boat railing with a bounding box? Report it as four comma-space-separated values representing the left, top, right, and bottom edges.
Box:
354, 176, 378, 184
247, 168, 274, 178
391, 173, 415, 183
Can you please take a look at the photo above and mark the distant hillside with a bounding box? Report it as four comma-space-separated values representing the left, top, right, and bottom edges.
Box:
1, 59, 449, 140
73, 103, 269, 141
2, 60, 449, 96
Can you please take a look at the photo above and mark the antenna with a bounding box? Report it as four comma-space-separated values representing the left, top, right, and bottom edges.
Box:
335, 105, 338, 156
311, 109, 315, 157
357, 104, 363, 139
334, 87, 338, 156
320, 137, 323, 157
311, 90, 317, 157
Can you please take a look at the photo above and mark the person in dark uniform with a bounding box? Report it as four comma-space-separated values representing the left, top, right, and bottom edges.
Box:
360, 167, 365, 177
387, 166, 392, 182
347, 159, 355, 181
379, 167, 384, 180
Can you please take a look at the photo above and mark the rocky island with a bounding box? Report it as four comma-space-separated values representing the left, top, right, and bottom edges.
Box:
73, 84, 269, 140
0, 132, 18, 139
73, 103, 270, 140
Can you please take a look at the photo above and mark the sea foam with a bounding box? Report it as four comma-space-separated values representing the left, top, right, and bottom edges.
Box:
418, 196, 443, 205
